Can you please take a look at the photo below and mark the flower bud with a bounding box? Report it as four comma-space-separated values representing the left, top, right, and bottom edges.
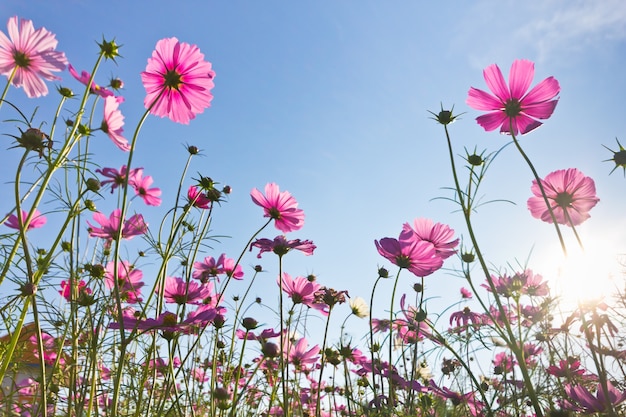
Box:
262, 342, 280, 358
84, 200, 96, 211
187, 145, 199, 155
61, 241, 72, 252
413, 283, 423, 293
461, 252, 475, 263
242, 317, 258, 331
99, 38, 121, 60
378, 267, 389, 278
19, 282, 37, 296
109, 78, 124, 90
57, 86, 74, 98
467, 153, 484, 166
86, 178, 101, 192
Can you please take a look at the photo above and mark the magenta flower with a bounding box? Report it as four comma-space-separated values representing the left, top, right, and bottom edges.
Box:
460, 287, 472, 299
192, 253, 243, 283
129, 168, 162, 206
105, 260, 145, 303
96, 165, 139, 193
402, 218, 459, 259
492, 351, 517, 375
467, 59, 560, 135
0, 16, 67, 98
527, 168, 599, 227
141, 37, 215, 124
68, 63, 113, 97
161, 276, 211, 305
449, 307, 483, 331
187, 185, 211, 209
5, 209, 46, 230
250, 235, 316, 258
284, 336, 320, 370
87, 209, 147, 240
59, 279, 91, 302
563, 381, 626, 414
250, 183, 305, 233
101, 95, 129, 152
279, 273, 321, 308
375, 231, 442, 277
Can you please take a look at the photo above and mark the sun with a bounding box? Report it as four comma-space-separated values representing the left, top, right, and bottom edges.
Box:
548, 240, 624, 314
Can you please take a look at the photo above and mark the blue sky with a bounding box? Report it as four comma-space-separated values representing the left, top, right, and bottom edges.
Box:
1, 1, 626, 342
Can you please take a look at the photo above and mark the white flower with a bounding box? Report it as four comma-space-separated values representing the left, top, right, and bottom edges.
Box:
349, 296, 369, 318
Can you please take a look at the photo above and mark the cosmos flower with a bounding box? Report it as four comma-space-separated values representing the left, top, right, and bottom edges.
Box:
563, 381, 626, 414
68, 63, 113, 97
187, 185, 211, 209
59, 279, 92, 302
279, 273, 321, 308
375, 231, 442, 277
128, 168, 161, 206
402, 218, 459, 260
141, 37, 215, 124
101, 95, 129, 151
467, 59, 559, 135
0, 16, 67, 98
192, 253, 243, 283
105, 260, 145, 303
527, 168, 599, 227
284, 336, 320, 370
250, 235, 316, 258
250, 183, 305, 233
87, 209, 148, 240
5, 209, 46, 230
161, 276, 211, 305
349, 296, 369, 318
96, 165, 140, 193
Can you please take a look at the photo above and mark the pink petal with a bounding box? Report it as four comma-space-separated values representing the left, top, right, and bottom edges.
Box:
508, 59, 534, 100
475, 112, 507, 132
466, 87, 503, 111
483, 63, 509, 102
521, 76, 560, 105
522, 100, 559, 119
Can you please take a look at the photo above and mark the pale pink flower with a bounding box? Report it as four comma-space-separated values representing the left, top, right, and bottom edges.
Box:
87, 209, 147, 240
5, 209, 46, 230
129, 168, 161, 206
101, 95, 129, 151
284, 337, 320, 370
68, 63, 113, 97
0, 16, 67, 98
402, 218, 459, 259
375, 231, 442, 277
467, 59, 559, 135
250, 183, 305, 233
527, 168, 599, 227
141, 37, 215, 124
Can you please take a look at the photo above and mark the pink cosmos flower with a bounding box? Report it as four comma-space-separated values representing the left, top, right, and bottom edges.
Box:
279, 273, 321, 308
250, 235, 316, 258
563, 381, 626, 414
460, 287, 472, 299
375, 231, 442, 277
250, 183, 305, 233
192, 253, 243, 283
467, 59, 560, 135
0, 16, 67, 98
96, 165, 141, 193
59, 279, 92, 302
128, 168, 162, 206
492, 351, 517, 375
68, 63, 113, 97
449, 307, 483, 331
5, 209, 46, 230
105, 260, 145, 303
161, 276, 211, 305
187, 185, 211, 209
527, 168, 599, 227
141, 37, 215, 124
101, 95, 129, 152
402, 218, 459, 260
87, 209, 147, 240
284, 337, 320, 370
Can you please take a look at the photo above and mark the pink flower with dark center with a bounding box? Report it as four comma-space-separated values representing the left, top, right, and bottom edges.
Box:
449, 307, 483, 331
284, 337, 320, 370
5, 209, 46, 230
527, 168, 599, 227
546, 358, 589, 379
68, 63, 113, 97
59, 279, 92, 302
563, 381, 626, 414
192, 253, 242, 282
467, 59, 560, 135
375, 231, 442, 277
250, 235, 316, 258
220, 254, 244, 280
429, 380, 482, 414
105, 260, 144, 303
492, 351, 516, 375
0, 16, 67, 98
402, 218, 459, 260
96, 165, 140, 193
460, 287, 472, 299
161, 276, 211, 305
187, 185, 211, 209
101, 95, 129, 152
128, 168, 162, 206
141, 37, 215, 124
250, 183, 305, 233
279, 273, 321, 308
87, 209, 147, 240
